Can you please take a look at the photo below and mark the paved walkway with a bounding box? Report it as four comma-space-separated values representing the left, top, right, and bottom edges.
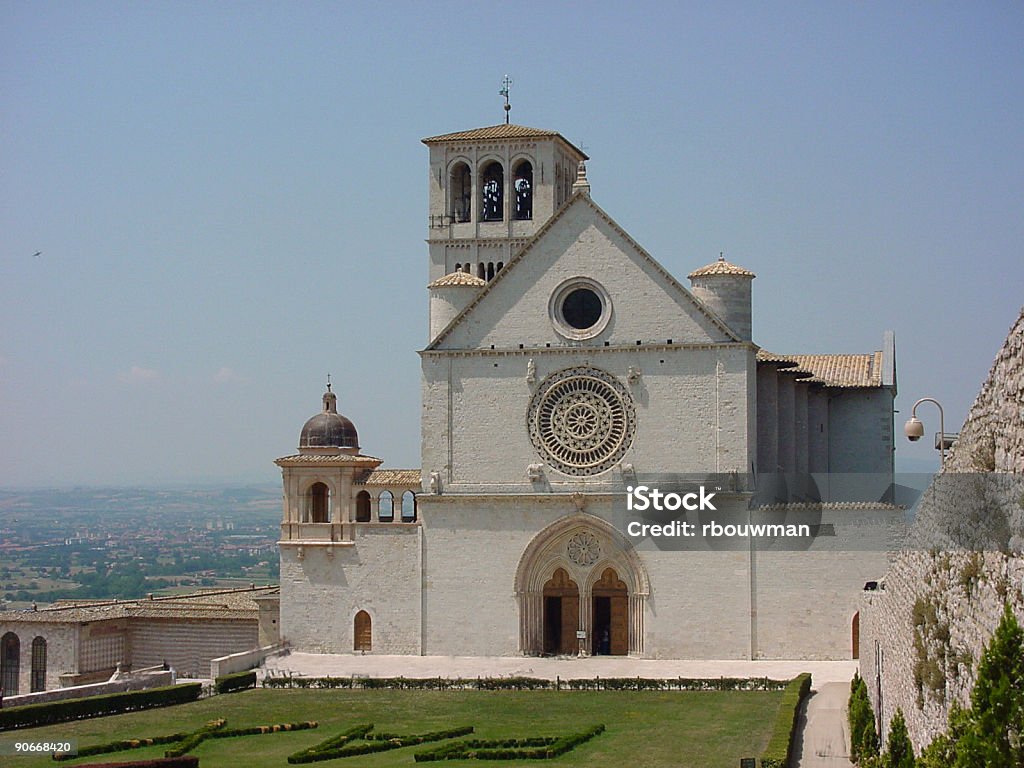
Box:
793, 681, 855, 767
260, 652, 858, 686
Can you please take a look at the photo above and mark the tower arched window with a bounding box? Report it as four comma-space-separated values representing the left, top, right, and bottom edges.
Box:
355, 491, 371, 523
480, 161, 504, 222
307, 482, 329, 523
30, 636, 46, 692
401, 491, 417, 522
378, 491, 394, 522
514, 161, 533, 220
450, 162, 471, 223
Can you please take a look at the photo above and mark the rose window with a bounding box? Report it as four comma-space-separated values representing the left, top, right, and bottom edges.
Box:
567, 532, 601, 566
527, 367, 636, 476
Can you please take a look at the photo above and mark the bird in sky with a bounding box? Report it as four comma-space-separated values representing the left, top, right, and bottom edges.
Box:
32, 251, 42, 258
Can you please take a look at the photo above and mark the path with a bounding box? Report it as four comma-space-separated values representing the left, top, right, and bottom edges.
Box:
793, 681, 855, 767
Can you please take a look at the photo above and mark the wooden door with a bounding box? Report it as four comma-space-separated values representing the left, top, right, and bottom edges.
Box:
593, 568, 629, 656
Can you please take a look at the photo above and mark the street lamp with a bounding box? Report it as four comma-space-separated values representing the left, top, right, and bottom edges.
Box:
903, 397, 948, 468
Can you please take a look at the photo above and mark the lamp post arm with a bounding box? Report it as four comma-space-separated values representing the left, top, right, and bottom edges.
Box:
911, 397, 946, 468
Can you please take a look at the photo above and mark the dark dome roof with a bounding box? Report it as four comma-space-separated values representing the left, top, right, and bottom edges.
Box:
299, 389, 359, 450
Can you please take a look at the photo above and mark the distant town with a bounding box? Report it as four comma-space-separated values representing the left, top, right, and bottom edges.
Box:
0, 485, 280, 609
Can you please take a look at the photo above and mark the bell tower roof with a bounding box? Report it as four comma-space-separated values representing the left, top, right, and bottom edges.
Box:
421, 124, 588, 159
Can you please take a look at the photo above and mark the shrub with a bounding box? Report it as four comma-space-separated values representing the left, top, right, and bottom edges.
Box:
287, 724, 473, 764
260, 674, 790, 692
414, 724, 604, 761
882, 708, 914, 768
848, 673, 879, 762
80, 762, 195, 768
0, 683, 203, 732
214, 670, 257, 695
759, 673, 812, 768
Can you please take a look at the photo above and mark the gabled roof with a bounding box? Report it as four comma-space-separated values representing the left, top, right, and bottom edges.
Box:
424, 192, 742, 350
422, 124, 588, 159
757, 350, 885, 388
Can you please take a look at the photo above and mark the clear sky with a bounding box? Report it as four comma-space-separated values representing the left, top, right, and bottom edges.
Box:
2, 1, 1021, 488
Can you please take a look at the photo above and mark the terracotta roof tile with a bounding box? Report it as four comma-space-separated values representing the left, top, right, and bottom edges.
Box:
428, 271, 487, 288
421, 124, 588, 159
355, 469, 422, 486
688, 257, 755, 279
275, 453, 381, 466
757, 350, 884, 388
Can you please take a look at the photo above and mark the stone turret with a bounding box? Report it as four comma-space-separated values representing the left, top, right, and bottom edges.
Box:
427, 269, 487, 343
688, 254, 755, 341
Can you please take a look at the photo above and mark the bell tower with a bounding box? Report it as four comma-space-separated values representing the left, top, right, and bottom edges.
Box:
422, 123, 588, 287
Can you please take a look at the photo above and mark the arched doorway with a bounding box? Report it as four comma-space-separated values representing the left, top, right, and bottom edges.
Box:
354, 611, 371, 652
542, 568, 579, 655
591, 568, 628, 656
1, 632, 20, 695
852, 611, 860, 660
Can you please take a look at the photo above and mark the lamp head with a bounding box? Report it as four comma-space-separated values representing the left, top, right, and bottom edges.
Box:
904, 416, 925, 442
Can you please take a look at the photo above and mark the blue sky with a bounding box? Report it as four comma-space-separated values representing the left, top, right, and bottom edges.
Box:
1, 1, 1021, 488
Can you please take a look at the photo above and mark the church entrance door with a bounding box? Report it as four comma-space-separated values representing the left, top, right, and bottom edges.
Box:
542, 568, 579, 655
592, 568, 628, 656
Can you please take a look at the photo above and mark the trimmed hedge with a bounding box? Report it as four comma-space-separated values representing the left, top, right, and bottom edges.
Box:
56, 719, 319, 762
214, 670, 257, 695
414, 724, 606, 761
0, 683, 203, 732
164, 719, 228, 758
261, 675, 791, 692
76, 759, 199, 768
287, 725, 474, 764
759, 673, 812, 768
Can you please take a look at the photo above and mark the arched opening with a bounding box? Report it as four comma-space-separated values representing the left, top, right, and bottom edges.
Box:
852, 611, 860, 660
513, 160, 533, 220
378, 491, 394, 522
480, 161, 504, 221
477, 262, 485, 280
454, 262, 462, 272
496, 261, 504, 273
1, 632, 20, 695
30, 636, 46, 692
486, 262, 495, 281
307, 482, 329, 523
401, 491, 417, 522
354, 611, 372, 652
542, 568, 579, 656
450, 162, 471, 223
592, 568, 629, 656
355, 491, 371, 523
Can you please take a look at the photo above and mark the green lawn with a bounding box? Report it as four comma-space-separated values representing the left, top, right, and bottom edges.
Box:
8, 687, 784, 767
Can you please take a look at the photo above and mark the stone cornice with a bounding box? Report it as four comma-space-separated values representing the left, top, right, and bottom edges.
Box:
419, 341, 759, 358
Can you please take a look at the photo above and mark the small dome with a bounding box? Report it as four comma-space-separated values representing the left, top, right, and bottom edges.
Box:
299, 387, 359, 450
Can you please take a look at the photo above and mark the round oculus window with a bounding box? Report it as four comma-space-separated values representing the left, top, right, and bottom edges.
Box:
550, 278, 611, 340
527, 366, 636, 476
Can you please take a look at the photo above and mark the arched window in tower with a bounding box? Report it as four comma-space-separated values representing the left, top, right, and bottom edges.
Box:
355, 491, 371, 523
480, 161, 504, 221
354, 611, 371, 652
378, 490, 394, 522
487, 262, 495, 281
1, 632, 19, 695
477, 262, 485, 280
401, 491, 417, 522
307, 482, 329, 523
514, 161, 533, 220
30, 636, 46, 692
450, 162, 471, 223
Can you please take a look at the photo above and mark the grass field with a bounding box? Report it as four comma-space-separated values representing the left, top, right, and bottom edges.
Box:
7, 687, 785, 767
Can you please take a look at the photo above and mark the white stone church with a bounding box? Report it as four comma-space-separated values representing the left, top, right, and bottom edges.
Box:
273, 122, 901, 661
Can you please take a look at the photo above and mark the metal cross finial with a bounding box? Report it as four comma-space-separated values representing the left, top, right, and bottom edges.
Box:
499, 75, 513, 124
719, 252, 725, 262
326, 373, 332, 392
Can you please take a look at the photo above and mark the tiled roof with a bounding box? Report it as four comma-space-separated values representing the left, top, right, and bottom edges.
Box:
421, 124, 588, 159
757, 350, 884, 388
4, 586, 279, 624
275, 453, 381, 466
688, 256, 755, 279
355, 469, 422, 486
428, 271, 487, 288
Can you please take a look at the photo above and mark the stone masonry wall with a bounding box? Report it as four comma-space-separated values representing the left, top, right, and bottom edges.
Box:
860, 307, 1024, 751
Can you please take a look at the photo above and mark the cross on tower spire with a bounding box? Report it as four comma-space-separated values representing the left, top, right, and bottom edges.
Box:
499, 75, 513, 124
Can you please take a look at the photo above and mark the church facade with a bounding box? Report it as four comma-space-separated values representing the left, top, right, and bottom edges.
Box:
274, 123, 900, 660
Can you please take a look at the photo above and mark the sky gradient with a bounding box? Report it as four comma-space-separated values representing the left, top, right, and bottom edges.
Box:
2, 1, 1022, 488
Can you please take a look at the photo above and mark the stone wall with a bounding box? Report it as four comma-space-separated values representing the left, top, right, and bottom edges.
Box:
860, 307, 1024, 751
